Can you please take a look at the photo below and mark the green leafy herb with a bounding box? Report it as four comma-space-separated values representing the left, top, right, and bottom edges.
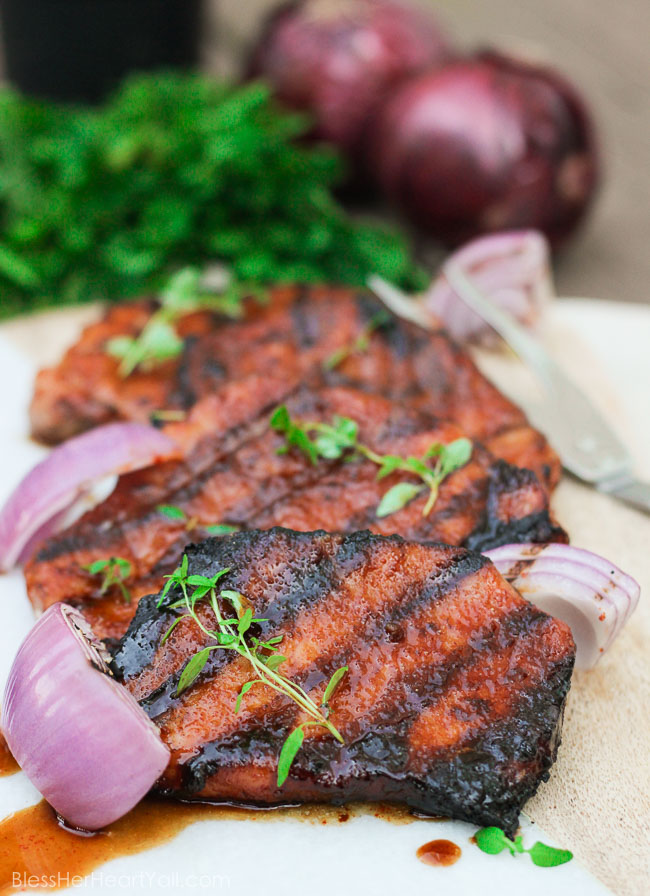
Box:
82, 556, 132, 603
323, 310, 390, 370
158, 557, 348, 786
0, 73, 424, 320
277, 726, 305, 788
155, 503, 239, 536
156, 504, 187, 521
474, 827, 573, 867
271, 405, 472, 517
107, 266, 251, 376
204, 524, 240, 536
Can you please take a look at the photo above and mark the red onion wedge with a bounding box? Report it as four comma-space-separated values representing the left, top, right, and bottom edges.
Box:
485, 543, 640, 669
0, 422, 178, 571
425, 231, 553, 345
2, 603, 170, 830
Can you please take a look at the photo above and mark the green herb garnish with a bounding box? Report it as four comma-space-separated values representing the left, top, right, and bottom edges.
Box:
0, 73, 423, 320
474, 827, 573, 867
156, 504, 239, 537
204, 524, 240, 536
107, 267, 250, 376
323, 310, 390, 370
158, 557, 347, 787
270, 406, 472, 517
82, 556, 132, 603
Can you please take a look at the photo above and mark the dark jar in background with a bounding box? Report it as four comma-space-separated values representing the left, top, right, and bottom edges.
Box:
0, 0, 203, 103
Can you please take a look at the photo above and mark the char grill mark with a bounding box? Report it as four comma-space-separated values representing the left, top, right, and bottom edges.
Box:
113, 529, 574, 833
29, 285, 559, 487
25, 386, 564, 638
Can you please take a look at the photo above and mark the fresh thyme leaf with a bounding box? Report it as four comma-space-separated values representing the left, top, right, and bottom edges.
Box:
277, 726, 305, 788
270, 405, 291, 432
235, 680, 259, 713
156, 504, 187, 521
177, 647, 212, 695
161, 614, 187, 644
376, 482, 424, 518
237, 607, 254, 636
473, 827, 573, 867
263, 654, 287, 672
150, 409, 187, 424
526, 842, 573, 868
322, 665, 348, 706
438, 438, 473, 476
160, 267, 203, 313
82, 556, 132, 603
323, 310, 390, 370
220, 589, 245, 616
204, 523, 240, 536
107, 316, 183, 377
474, 827, 511, 855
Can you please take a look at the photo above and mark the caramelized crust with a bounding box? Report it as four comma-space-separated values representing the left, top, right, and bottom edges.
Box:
29, 286, 560, 489
112, 529, 575, 834
25, 387, 565, 639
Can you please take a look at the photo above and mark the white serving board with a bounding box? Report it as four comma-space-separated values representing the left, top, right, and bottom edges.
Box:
2, 299, 645, 896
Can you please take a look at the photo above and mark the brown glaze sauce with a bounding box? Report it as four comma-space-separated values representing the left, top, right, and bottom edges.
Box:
0, 734, 18, 778
416, 839, 462, 867
0, 799, 419, 894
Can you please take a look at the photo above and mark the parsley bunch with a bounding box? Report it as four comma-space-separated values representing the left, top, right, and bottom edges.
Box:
0, 73, 423, 319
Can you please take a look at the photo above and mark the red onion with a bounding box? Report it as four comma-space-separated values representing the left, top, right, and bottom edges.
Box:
0, 422, 178, 571
247, 0, 452, 156
485, 543, 640, 669
370, 51, 599, 247
2, 603, 169, 829
425, 231, 553, 344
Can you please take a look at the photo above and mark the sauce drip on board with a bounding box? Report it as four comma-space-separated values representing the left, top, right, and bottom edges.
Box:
0, 799, 418, 894
416, 839, 462, 867
0, 733, 18, 778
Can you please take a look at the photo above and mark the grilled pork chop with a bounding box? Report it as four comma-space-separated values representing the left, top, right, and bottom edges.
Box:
29, 286, 560, 490
111, 528, 575, 834
26, 386, 565, 640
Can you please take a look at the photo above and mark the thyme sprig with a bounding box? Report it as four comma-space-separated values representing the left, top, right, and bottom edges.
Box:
270, 406, 472, 517
82, 556, 132, 603
107, 267, 257, 377
323, 310, 390, 371
474, 827, 573, 867
158, 556, 347, 786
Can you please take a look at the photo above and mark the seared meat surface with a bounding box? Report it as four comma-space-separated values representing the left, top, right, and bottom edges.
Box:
26, 386, 565, 639
112, 529, 575, 834
29, 286, 559, 490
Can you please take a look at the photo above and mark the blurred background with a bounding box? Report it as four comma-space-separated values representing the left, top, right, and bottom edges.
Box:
215, 0, 649, 304
0, 0, 647, 315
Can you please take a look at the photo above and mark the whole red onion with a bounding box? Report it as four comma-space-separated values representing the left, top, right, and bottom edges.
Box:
369, 51, 599, 247
247, 0, 452, 156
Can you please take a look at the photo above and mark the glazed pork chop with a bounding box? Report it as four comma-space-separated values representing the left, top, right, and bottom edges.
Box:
25, 386, 566, 640
112, 528, 575, 835
29, 285, 560, 490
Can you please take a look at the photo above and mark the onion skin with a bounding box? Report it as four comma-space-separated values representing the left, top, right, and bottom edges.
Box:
0, 422, 178, 571
248, 0, 452, 157
2, 603, 170, 830
485, 543, 640, 669
370, 51, 599, 247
